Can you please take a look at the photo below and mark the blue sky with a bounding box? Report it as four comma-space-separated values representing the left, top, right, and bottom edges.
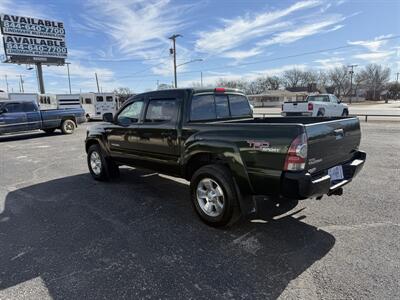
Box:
0, 0, 399, 93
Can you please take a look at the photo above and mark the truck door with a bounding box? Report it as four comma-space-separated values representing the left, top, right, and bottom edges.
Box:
0, 102, 27, 134
23, 101, 41, 130
135, 97, 181, 174
107, 99, 144, 161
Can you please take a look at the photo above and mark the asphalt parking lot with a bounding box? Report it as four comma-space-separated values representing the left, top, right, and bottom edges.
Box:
0, 120, 399, 299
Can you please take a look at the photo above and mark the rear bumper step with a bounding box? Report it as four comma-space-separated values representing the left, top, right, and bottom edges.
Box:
281, 151, 366, 199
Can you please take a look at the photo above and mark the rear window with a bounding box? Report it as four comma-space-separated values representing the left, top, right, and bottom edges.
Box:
96, 96, 104, 102
229, 94, 252, 117
307, 95, 329, 102
190, 94, 216, 121
106, 96, 113, 102
23, 101, 38, 112
190, 93, 251, 121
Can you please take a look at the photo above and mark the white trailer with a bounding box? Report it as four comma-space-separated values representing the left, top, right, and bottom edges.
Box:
80, 92, 117, 120
37, 94, 81, 110
8, 93, 39, 102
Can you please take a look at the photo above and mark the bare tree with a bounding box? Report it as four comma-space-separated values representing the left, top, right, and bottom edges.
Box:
328, 66, 350, 97
357, 64, 390, 100
282, 68, 304, 88
113, 87, 134, 103
215, 78, 248, 91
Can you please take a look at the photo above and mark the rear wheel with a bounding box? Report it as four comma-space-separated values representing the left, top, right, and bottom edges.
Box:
87, 144, 119, 181
61, 119, 76, 134
317, 110, 325, 117
190, 164, 240, 227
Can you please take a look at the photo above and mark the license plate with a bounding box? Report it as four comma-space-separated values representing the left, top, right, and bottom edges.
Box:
328, 165, 344, 182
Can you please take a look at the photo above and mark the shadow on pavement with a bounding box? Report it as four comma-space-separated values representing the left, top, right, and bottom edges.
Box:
0, 131, 63, 142
0, 169, 335, 299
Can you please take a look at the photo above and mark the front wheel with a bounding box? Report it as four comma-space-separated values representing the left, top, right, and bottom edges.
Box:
190, 164, 240, 227
61, 119, 76, 134
87, 144, 119, 181
342, 109, 349, 116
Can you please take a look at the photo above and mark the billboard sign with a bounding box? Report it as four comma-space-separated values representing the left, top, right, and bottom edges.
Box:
3, 35, 67, 58
0, 14, 67, 65
0, 14, 65, 39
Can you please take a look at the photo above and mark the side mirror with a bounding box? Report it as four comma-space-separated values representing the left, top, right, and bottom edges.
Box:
118, 116, 135, 127
338, 99, 342, 104
103, 112, 114, 123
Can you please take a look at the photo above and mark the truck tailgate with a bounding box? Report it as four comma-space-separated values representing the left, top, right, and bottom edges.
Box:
282, 102, 308, 113
305, 117, 361, 174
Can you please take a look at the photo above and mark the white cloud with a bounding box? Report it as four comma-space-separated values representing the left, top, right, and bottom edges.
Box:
314, 57, 345, 69
353, 51, 395, 62
195, 0, 322, 54
258, 15, 344, 47
0, 0, 53, 19
222, 48, 264, 60
81, 0, 191, 59
348, 34, 393, 52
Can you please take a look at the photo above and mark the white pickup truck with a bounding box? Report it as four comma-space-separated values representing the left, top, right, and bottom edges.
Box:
282, 94, 349, 117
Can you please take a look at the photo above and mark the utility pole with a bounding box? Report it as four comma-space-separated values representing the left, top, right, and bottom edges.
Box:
168, 34, 181, 88
66, 62, 72, 94
396, 72, 399, 83
19, 75, 24, 93
348, 64, 358, 104
201, 71, 203, 87
95, 72, 100, 93
4, 75, 9, 93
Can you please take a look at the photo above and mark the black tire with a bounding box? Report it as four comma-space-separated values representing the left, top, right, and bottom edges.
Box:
87, 144, 119, 181
342, 109, 349, 116
86, 114, 91, 122
190, 164, 240, 227
61, 119, 76, 134
43, 128, 56, 134
317, 110, 325, 117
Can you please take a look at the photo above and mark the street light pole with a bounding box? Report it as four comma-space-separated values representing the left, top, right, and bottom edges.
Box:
66, 62, 72, 94
169, 34, 181, 88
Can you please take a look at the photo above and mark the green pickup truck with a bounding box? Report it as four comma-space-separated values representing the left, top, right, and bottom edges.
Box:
85, 88, 366, 227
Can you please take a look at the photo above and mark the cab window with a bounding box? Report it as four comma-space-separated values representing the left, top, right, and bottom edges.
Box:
190, 94, 216, 121
228, 94, 252, 117
23, 101, 38, 112
4, 102, 24, 113
106, 96, 113, 102
145, 99, 178, 123
215, 95, 230, 118
117, 101, 143, 123
96, 96, 104, 102
85, 98, 92, 104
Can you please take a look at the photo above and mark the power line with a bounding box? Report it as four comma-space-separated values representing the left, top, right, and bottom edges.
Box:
113, 35, 400, 80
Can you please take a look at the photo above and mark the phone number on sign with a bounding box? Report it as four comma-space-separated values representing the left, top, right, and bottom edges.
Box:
6, 43, 67, 57
2, 21, 65, 36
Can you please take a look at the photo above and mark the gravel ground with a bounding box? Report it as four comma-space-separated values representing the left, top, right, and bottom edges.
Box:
0, 121, 399, 299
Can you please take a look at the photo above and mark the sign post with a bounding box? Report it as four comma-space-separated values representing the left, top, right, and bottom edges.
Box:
0, 14, 67, 93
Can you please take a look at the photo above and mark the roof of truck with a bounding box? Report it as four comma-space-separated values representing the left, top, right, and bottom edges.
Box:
135, 87, 245, 96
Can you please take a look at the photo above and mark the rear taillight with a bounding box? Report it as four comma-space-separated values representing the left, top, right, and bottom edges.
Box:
284, 132, 308, 171
308, 102, 313, 111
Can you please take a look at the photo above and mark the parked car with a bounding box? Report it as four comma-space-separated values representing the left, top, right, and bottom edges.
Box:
85, 88, 365, 227
282, 94, 349, 117
0, 99, 85, 135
